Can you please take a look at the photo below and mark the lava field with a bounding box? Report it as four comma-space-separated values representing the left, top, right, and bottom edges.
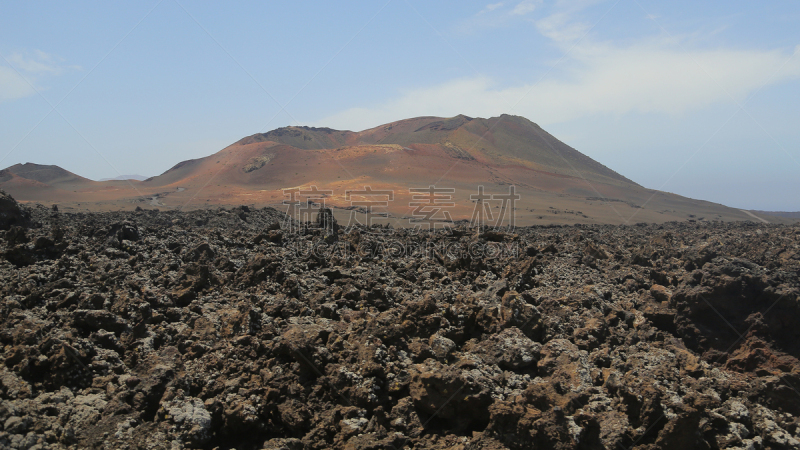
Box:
1, 192, 800, 449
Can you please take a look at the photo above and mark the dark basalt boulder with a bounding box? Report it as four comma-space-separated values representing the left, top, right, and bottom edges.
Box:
0, 190, 30, 231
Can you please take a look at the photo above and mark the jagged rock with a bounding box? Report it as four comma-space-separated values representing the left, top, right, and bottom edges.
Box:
463, 327, 540, 370
316, 207, 339, 237
0, 208, 798, 449
164, 397, 213, 444
408, 359, 493, 426
0, 190, 30, 231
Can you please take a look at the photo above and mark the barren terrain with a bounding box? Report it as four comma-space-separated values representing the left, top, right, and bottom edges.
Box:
1, 191, 799, 449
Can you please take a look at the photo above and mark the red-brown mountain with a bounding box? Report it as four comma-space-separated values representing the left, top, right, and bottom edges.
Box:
0, 115, 783, 225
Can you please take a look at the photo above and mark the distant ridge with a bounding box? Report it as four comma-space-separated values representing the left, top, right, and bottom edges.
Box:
99, 174, 148, 181
753, 210, 800, 219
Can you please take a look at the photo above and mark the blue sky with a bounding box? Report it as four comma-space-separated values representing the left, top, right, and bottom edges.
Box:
1, 0, 799, 210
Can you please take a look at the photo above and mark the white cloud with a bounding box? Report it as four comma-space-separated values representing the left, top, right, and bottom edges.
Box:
0, 50, 77, 102
317, 42, 800, 131
8, 50, 67, 74
512, 0, 540, 16
533, 0, 606, 43
0, 66, 36, 100
535, 11, 590, 42
481, 2, 504, 14
320, 2, 800, 131
316, 77, 503, 131
458, 0, 541, 33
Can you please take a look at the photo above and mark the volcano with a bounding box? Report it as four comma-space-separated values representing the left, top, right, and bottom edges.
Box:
0, 114, 781, 225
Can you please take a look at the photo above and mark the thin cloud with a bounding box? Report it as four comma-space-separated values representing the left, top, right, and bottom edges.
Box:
10, 50, 60, 74
320, 1, 800, 130
0, 66, 36, 100
457, 0, 541, 33
0, 50, 79, 102
535, 12, 590, 42
533, 0, 604, 44
512, 0, 540, 16
317, 40, 800, 131
481, 2, 505, 14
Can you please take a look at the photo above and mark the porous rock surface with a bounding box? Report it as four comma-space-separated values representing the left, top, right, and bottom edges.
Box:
0, 200, 799, 449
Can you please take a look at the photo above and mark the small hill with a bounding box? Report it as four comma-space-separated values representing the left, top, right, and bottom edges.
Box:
99, 174, 149, 181
4, 163, 92, 188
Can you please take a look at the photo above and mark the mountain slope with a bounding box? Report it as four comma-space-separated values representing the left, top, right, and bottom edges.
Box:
4, 163, 92, 188
0, 114, 785, 225
234, 114, 634, 187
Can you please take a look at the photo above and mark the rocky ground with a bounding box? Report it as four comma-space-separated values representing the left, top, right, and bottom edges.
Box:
1, 190, 799, 449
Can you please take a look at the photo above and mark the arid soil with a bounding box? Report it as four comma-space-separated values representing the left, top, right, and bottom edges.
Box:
1, 191, 800, 449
